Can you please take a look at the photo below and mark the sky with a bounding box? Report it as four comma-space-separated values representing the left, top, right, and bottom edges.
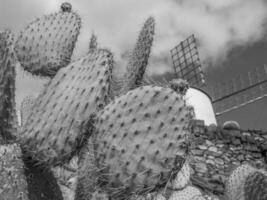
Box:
1, 0, 267, 126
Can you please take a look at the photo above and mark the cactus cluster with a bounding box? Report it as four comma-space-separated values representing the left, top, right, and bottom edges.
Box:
1, 2, 266, 200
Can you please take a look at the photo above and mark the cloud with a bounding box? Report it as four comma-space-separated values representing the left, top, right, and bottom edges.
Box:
1, 0, 267, 75
1, 0, 267, 111
72, 0, 267, 74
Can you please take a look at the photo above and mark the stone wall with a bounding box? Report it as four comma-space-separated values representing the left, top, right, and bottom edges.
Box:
189, 121, 267, 196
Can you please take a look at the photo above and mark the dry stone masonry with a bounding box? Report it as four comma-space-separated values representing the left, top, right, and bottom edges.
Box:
190, 120, 267, 196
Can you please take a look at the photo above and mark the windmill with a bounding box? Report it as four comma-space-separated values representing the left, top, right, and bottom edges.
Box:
170, 34, 206, 89
170, 35, 267, 129
210, 65, 267, 116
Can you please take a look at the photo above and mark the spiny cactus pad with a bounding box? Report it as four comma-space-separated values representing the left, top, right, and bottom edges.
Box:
244, 170, 267, 200
20, 95, 35, 126
14, 3, 81, 77
169, 186, 203, 200
77, 84, 193, 200
0, 29, 17, 142
222, 120, 240, 131
225, 164, 267, 200
0, 144, 29, 200
120, 16, 155, 94
19, 49, 114, 166
169, 161, 190, 190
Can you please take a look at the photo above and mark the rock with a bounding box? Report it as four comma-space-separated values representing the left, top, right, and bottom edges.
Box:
237, 155, 245, 161
215, 158, 224, 165
243, 132, 251, 137
205, 140, 214, 147
232, 138, 241, 145
195, 163, 208, 174
206, 159, 215, 165
208, 151, 222, 157
208, 146, 218, 152
244, 145, 260, 152
192, 149, 204, 156
198, 145, 208, 150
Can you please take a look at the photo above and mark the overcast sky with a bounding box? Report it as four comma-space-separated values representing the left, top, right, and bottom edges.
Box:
1, 0, 267, 125
1, 0, 267, 73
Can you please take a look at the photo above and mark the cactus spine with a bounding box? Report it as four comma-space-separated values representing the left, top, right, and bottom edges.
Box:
0, 30, 17, 143
14, 3, 81, 77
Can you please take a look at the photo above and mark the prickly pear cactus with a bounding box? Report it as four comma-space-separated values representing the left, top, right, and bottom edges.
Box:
23, 157, 64, 200
14, 3, 81, 77
88, 33, 97, 53
244, 170, 267, 200
222, 120, 240, 131
168, 161, 191, 190
225, 164, 267, 200
19, 49, 114, 166
119, 16, 155, 95
76, 82, 194, 200
168, 186, 202, 200
169, 79, 189, 96
52, 155, 78, 200
0, 29, 17, 143
0, 144, 29, 200
20, 95, 35, 126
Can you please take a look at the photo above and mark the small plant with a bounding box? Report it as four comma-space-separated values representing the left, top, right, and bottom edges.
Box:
225, 164, 267, 200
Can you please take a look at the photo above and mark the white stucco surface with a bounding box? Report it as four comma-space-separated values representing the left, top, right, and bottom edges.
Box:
185, 88, 217, 125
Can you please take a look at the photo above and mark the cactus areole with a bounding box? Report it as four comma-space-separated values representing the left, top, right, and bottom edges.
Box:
61, 2, 72, 12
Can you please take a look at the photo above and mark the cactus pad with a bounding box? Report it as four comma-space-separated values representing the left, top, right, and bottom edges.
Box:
169, 161, 190, 190
244, 170, 267, 200
19, 49, 114, 166
225, 164, 267, 200
119, 16, 155, 94
14, 3, 81, 77
168, 186, 202, 200
78, 83, 193, 199
0, 144, 29, 200
0, 29, 17, 142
